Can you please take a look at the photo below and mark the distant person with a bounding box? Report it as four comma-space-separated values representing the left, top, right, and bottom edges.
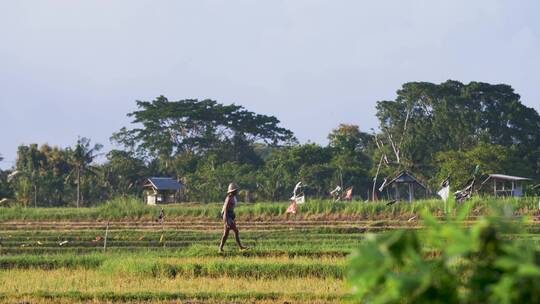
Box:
219, 183, 247, 253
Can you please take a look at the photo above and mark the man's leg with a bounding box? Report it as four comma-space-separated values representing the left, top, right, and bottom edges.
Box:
219, 226, 230, 252
232, 227, 246, 249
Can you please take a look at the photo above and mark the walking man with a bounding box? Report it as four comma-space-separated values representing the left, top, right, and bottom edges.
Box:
219, 183, 247, 252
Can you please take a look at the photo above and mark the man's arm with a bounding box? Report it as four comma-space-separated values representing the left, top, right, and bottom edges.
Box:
222, 196, 231, 219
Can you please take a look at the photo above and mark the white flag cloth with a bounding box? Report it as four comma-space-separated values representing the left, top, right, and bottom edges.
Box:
291, 181, 305, 203
293, 182, 303, 196
438, 185, 450, 202
294, 195, 305, 204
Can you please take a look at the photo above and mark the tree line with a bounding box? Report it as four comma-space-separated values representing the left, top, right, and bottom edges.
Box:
1, 80, 539, 206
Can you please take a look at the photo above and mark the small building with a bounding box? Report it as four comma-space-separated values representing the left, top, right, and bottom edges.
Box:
480, 174, 531, 197
143, 177, 184, 205
383, 170, 427, 202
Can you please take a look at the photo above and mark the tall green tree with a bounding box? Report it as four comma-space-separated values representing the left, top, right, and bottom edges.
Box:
185, 155, 256, 202
37, 144, 71, 206
0, 170, 12, 200
13, 144, 47, 207
102, 150, 147, 197
0, 153, 13, 200
258, 144, 335, 200
328, 124, 372, 153
374, 80, 540, 181
111, 96, 295, 162
328, 124, 373, 195
434, 144, 530, 189
12, 144, 73, 207
67, 137, 103, 208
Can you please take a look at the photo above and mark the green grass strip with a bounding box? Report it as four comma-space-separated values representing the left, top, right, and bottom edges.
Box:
1, 196, 539, 222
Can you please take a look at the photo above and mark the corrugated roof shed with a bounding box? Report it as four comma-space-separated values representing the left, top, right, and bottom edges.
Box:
145, 177, 183, 191
386, 171, 426, 189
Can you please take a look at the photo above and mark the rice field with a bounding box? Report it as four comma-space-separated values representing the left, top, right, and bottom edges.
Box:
0, 220, 354, 303
1, 197, 539, 303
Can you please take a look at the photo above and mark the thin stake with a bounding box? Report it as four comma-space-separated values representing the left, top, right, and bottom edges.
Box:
103, 221, 109, 252
161, 220, 165, 248
158, 208, 165, 248
372, 154, 384, 201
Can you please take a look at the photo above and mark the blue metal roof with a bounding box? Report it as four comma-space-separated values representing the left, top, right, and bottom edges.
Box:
146, 177, 183, 191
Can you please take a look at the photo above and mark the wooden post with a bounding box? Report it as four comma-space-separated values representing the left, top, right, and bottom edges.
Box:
339, 168, 343, 193
493, 180, 497, 197
372, 155, 384, 201
34, 185, 38, 208
161, 221, 165, 248
159, 209, 165, 248
103, 221, 109, 252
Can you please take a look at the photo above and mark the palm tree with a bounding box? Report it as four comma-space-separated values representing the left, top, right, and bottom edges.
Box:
68, 137, 102, 208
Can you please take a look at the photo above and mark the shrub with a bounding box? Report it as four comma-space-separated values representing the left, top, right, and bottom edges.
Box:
348, 203, 540, 303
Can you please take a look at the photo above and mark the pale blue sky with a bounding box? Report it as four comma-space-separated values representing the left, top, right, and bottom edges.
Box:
1, 0, 539, 169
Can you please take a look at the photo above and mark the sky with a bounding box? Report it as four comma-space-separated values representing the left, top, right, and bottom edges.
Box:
1, 0, 539, 169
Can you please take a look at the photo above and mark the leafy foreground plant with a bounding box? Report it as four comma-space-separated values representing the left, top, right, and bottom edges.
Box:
348, 204, 540, 304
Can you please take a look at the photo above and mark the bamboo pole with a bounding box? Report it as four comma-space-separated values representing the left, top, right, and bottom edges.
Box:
372, 155, 384, 201
160, 221, 165, 248
103, 221, 109, 252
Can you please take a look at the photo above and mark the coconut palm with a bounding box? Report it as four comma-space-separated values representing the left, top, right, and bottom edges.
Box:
67, 137, 103, 208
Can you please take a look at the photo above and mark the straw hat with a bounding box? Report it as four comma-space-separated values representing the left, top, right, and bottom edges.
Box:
227, 183, 239, 194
